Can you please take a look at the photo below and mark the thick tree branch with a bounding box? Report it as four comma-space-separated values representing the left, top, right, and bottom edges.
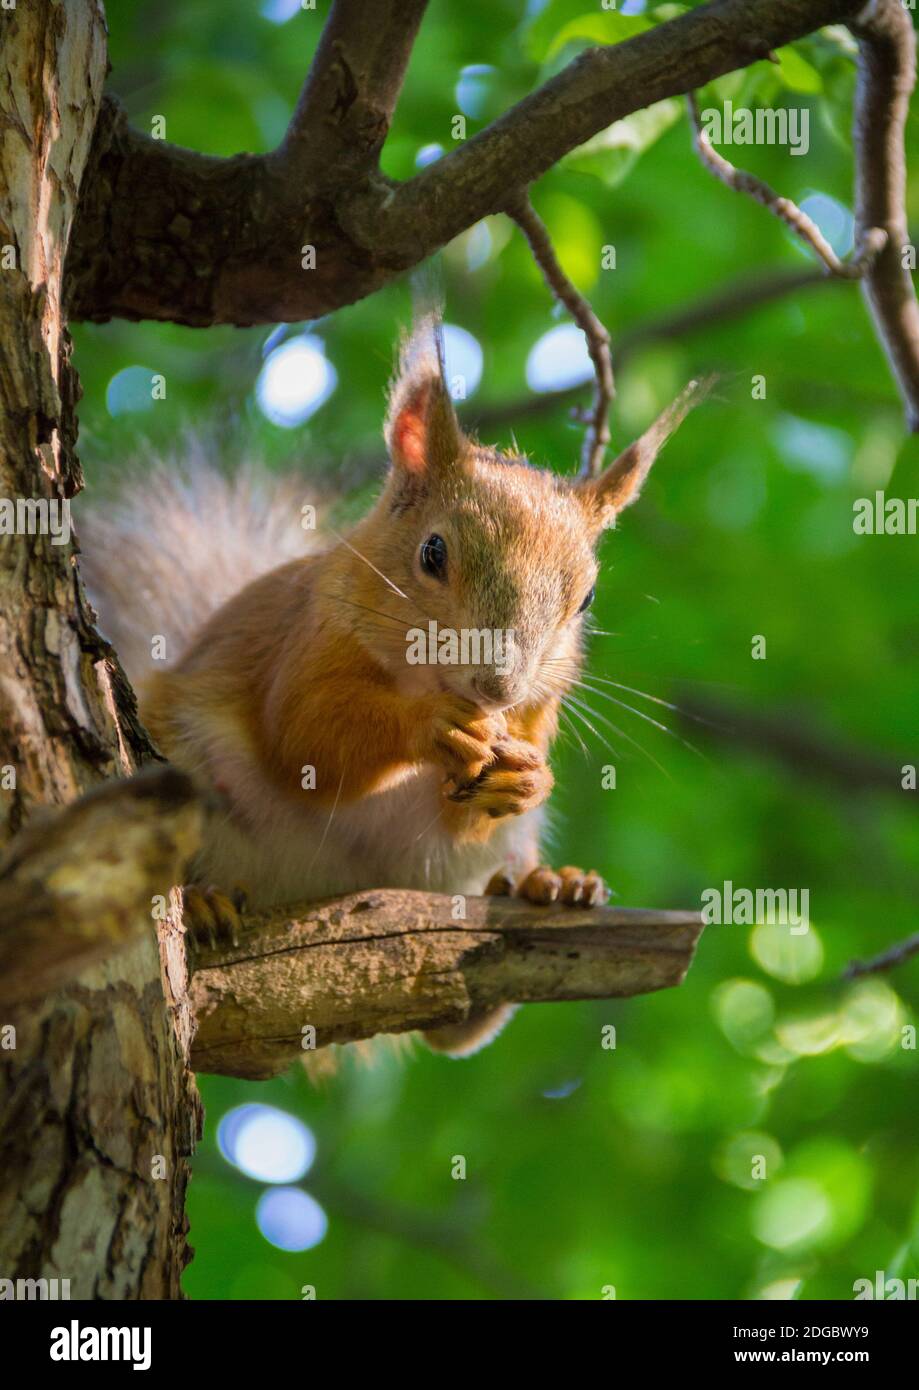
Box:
349, 0, 864, 263
850, 0, 919, 431
66, 0, 864, 328
0, 764, 704, 1074
278, 0, 430, 181
189, 892, 704, 1079
0, 767, 201, 1006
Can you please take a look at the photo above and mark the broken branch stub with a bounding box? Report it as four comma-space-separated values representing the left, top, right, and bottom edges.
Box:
0, 766, 202, 1006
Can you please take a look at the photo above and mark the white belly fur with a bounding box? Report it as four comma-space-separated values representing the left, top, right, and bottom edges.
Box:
193, 757, 546, 911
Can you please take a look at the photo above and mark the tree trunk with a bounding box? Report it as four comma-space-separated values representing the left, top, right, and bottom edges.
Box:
0, 0, 198, 1299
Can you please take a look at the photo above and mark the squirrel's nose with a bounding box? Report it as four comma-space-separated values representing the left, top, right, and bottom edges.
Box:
472, 674, 520, 708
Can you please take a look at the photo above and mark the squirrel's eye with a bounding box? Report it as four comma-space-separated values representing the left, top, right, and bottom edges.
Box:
420, 534, 447, 579
577, 585, 595, 614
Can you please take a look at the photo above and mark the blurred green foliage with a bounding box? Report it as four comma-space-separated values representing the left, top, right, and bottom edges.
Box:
73, 0, 919, 1300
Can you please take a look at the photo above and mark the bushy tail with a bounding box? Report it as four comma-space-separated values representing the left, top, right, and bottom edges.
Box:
77, 441, 318, 686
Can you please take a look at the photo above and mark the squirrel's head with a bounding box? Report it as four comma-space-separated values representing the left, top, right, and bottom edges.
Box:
348, 316, 701, 713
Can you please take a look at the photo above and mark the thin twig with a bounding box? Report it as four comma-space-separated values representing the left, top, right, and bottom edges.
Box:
686, 91, 886, 279
463, 266, 845, 438
843, 933, 919, 980
504, 189, 615, 477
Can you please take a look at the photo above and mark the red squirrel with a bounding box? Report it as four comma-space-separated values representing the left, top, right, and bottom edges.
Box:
82, 316, 700, 1057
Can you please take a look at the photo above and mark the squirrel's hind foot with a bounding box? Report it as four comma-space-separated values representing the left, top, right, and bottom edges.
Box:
488, 864, 609, 907
183, 883, 247, 949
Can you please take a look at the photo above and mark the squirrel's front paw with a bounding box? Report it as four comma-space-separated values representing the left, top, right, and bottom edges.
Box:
448, 736, 553, 819
422, 693, 506, 782
517, 865, 608, 907
183, 883, 247, 949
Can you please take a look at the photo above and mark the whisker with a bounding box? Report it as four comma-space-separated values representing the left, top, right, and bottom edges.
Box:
557, 706, 590, 761
328, 527, 411, 601
565, 692, 672, 779
577, 679, 705, 761
561, 697, 621, 763
413, 796, 451, 844
314, 590, 411, 631
540, 657, 723, 737
329, 527, 433, 626
306, 770, 345, 876
585, 675, 723, 729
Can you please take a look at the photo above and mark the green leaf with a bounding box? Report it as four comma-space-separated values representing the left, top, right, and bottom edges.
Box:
523, 0, 650, 62
546, 13, 651, 61
775, 45, 823, 94
563, 97, 683, 187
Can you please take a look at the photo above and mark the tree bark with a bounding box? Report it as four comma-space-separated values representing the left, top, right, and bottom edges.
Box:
0, 767, 202, 1009
189, 893, 704, 1080
0, 0, 199, 1299
64, 0, 865, 330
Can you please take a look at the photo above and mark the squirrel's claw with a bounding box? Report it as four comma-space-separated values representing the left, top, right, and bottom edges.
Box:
183, 884, 246, 949
447, 736, 553, 816
485, 868, 515, 896
516, 865, 609, 907
426, 694, 505, 784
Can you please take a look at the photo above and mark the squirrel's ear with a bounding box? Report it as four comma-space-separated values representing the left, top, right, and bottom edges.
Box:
385, 315, 465, 478
576, 377, 713, 529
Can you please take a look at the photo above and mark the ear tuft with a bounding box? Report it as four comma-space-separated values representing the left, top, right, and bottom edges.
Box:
385, 313, 464, 478
578, 375, 716, 528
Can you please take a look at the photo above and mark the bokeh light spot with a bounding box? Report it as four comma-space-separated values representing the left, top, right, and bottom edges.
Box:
260, 0, 302, 23
256, 1187, 328, 1252
256, 334, 337, 428
218, 1103, 316, 1184
526, 323, 593, 392
753, 1177, 832, 1251
797, 192, 854, 257
775, 414, 852, 483
455, 65, 499, 119
442, 323, 483, 399
711, 978, 775, 1053
106, 366, 158, 417
415, 143, 443, 168
750, 920, 823, 984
